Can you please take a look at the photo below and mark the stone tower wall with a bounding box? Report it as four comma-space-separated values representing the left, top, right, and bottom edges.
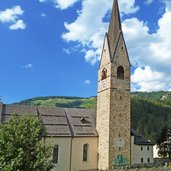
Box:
96, 0, 131, 170
108, 34, 131, 168
96, 89, 110, 170
96, 34, 131, 171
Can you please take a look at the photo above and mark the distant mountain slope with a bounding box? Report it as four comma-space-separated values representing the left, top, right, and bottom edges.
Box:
15, 92, 171, 143
132, 91, 171, 106
14, 96, 97, 109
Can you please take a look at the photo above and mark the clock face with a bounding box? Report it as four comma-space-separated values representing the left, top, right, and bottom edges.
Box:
114, 138, 125, 148
101, 80, 106, 89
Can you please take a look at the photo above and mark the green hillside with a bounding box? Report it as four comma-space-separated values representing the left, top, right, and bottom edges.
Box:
14, 96, 97, 109
15, 92, 171, 143
132, 91, 171, 105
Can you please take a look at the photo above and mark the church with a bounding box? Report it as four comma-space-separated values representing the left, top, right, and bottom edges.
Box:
0, 0, 154, 170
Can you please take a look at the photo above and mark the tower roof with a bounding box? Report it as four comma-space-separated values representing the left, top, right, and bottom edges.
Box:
108, 0, 122, 59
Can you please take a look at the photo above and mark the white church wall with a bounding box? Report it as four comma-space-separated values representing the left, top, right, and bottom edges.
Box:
71, 137, 98, 171
45, 137, 71, 171
45, 136, 98, 171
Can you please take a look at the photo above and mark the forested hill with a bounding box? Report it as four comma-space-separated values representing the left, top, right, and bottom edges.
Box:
132, 91, 171, 106
14, 91, 171, 143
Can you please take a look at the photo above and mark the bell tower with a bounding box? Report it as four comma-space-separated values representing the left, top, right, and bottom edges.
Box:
96, 0, 131, 170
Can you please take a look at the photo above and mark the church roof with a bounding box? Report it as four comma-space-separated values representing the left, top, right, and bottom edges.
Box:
0, 104, 97, 137
0, 104, 153, 144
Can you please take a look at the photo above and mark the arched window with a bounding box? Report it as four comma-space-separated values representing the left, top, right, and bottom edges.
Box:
83, 143, 89, 162
117, 66, 124, 79
101, 68, 107, 80
53, 145, 59, 164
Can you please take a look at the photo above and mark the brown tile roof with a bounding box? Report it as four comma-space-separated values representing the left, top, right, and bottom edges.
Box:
65, 108, 97, 137
37, 107, 71, 136
0, 104, 97, 137
4, 104, 37, 115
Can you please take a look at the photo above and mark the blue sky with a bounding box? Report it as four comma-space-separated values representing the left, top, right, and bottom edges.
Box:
0, 0, 171, 104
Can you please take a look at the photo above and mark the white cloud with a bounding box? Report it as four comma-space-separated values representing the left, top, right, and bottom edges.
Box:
23, 64, 33, 69
39, 0, 80, 10
41, 13, 47, 17
123, 8, 171, 91
0, 6, 24, 23
123, 10, 171, 69
85, 80, 91, 85
166, 1, 171, 11
55, 0, 80, 10
131, 66, 167, 92
0, 6, 26, 30
62, 0, 139, 65
9, 20, 26, 30
119, 0, 139, 15
85, 49, 101, 65
144, 0, 154, 5
63, 48, 71, 55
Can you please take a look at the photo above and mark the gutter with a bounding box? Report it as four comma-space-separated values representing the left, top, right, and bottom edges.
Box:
70, 136, 73, 171
64, 109, 74, 171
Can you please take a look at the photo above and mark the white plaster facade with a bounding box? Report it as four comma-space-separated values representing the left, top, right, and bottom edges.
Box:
44, 134, 154, 171
45, 137, 98, 171
131, 135, 154, 165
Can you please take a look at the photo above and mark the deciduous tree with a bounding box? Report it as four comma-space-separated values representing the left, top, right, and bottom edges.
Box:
0, 115, 53, 171
156, 127, 171, 159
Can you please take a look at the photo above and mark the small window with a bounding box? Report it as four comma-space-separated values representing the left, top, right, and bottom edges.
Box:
141, 158, 143, 163
83, 144, 89, 162
53, 145, 59, 164
147, 158, 150, 163
117, 66, 124, 79
147, 146, 149, 151
141, 147, 143, 151
80, 117, 86, 123
101, 68, 107, 80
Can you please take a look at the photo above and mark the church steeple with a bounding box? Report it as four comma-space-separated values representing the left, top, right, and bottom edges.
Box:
108, 0, 122, 60
96, 0, 131, 170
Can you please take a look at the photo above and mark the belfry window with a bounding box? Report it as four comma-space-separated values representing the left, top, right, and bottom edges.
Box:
117, 66, 124, 79
101, 68, 107, 80
53, 145, 59, 164
83, 143, 89, 162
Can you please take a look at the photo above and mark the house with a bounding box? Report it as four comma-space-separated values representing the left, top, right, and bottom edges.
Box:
131, 129, 154, 166
0, 0, 154, 170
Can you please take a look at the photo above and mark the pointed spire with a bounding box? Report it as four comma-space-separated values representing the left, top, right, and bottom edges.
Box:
108, 0, 122, 59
